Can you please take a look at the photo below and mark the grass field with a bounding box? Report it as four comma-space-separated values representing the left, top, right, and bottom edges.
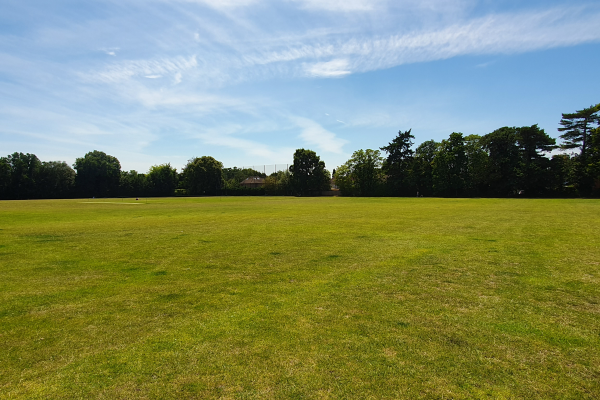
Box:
1, 197, 599, 399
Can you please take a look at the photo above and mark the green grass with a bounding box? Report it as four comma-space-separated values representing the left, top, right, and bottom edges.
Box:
0, 197, 599, 399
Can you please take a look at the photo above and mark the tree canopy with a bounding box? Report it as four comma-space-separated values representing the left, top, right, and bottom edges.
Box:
289, 149, 330, 196
182, 156, 223, 196
558, 103, 600, 160
147, 163, 178, 197
432, 132, 468, 197
1, 153, 42, 199
380, 129, 415, 196
335, 149, 384, 196
73, 150, 121, 198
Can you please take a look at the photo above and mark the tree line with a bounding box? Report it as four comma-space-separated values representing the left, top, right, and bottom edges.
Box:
1, 103, 598, 199
334, 103, 600, 198
0, 151, 265, 199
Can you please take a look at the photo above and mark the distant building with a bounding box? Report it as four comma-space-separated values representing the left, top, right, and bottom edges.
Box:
240, 176, 266, 188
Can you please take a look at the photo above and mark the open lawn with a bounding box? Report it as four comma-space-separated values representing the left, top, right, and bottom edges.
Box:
0, 197, 599, 399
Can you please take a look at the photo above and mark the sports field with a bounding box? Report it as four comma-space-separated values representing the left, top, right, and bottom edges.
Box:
1, 197, 599, 399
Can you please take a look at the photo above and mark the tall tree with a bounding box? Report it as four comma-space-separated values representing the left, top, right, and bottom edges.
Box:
516, 125, 556, 196
74, 151, 121, 197
289, 149, 330, 196
558, 103, 600, 161
549, 154, 577, 196
482, 127, 520, 196
413, 140, 438, 196
432, 133, 467, 197
147, 163, 178, 196
464, 134, 488, 196
182, 156, 223, 196
3, 152, 42, 199
380, 129, 415, 196
335, 149, 384, 196
587, 127, 600, 196
0, 157, 10, 199
558, 104, 600, 195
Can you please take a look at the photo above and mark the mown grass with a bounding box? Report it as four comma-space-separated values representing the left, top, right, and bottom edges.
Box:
0, 197, 599, 399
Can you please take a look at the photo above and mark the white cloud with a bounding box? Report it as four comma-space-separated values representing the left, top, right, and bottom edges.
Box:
251, 6, 600, 79
292, 0, 383, 12
193, 125, 284, 159
305, 59, 351, 77
100, 47, 119, 57
85, 5, 600, 90
293, 117, 348, 153
174, 72, 183, 84
131, 86, 244, 110
168, 0, 259, 9
89, 55, 198, 83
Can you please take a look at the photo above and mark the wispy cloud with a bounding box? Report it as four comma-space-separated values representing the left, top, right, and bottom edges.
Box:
259, 6, 600, 77
100, 47, 120, 57
89, 56, 198, 83
293, 117, 348, 154
305, 59, 351, 77
172, 0, 259, 9
129, 86, 247, 111
292, 0, 384, 12
193, 124, 291, 159
88, 5, 600, 91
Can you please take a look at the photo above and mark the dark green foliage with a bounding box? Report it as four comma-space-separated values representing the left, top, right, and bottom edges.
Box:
289, 149, 330, 196
380, 129, 415, 196
74, 150, 121, 198
265, 170, 292, 195
222, 167, 266, 190
558, 103, 600, 160
413, 140, 438, 196
223, 167, 265, 181
335, 149, 384, 196
182, 156, 223, 196
0, 154, 76, 199
432, 133, 468, 197
481, 127, 520, 196
516, 125, 556, 196
586, 127, 600, 196
0, 157, 10, 198
119, 170, 148, 197
558, 104, 600, 195
464, 135, 488, 196
1, 152, 42, 199
38, 161, 76, 199
147, 164, 178, 196
549, 155, 578, 197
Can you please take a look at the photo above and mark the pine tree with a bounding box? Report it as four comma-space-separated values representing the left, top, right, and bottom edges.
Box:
558, 103, 600, 160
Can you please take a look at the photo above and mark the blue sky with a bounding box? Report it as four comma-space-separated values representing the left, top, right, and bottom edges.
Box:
1, 0, 599, 173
